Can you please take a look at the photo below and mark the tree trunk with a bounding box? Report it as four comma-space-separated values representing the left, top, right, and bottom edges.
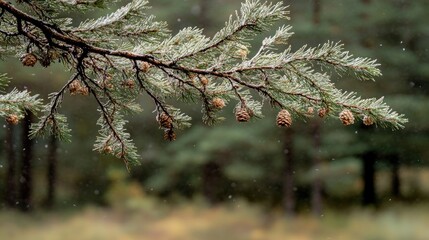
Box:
44, 134, 58, 209
4, 124, 17, 208
360, 0, 373, 48
312, 0, 321, 25
202, 161, 222, 205
282, 128, 295, 217
197, 0, 219, 206
18, 112, 34, 212
390, 154, 401, 199
199, 0, 211, 29
362, 151, 377, 206
311, 121, 323, 216
310, 0, 323, 217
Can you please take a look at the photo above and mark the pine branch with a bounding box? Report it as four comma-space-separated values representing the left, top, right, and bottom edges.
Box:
74, 0, 148, 33
0, 0, 408, 168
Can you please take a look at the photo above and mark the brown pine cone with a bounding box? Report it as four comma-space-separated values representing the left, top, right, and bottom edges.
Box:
235, 49, 248, 59
276, 109, 292, 127
212, 98, 226, 109
339, 109, 355, 126
140, 62, 151, 73
103, 146, 113, 154
235, 108, 251, 122
21, 53, 37, 67
318, 108, 328, 118
123, 79, 135, 89
78, 86, 89, 96
6, 114, 19, 125
158, 112, 173, 128
363, 115, 374, 126
69, 80, 82, 95
164, 129, 176, 141
200, 76, 209, 86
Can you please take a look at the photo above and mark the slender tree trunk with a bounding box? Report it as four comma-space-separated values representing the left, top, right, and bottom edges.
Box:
311, 121, 323, 216
198, 0, 220, 206
199, 0, 211, 29
202, 161, 222, 205
312, 0, 321, 25
282, 128, 295, 217
360, 0, 373, 48
359, 0, 377, 207
390, 154, 401, 199
310, 0, 323, 217
362, 151, 377, 206
4, 124, 17, 208
44, 135, 58, 209
18, 112, 34, 212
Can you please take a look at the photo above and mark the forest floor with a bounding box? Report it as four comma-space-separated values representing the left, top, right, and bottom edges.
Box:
1, 201, 429, 240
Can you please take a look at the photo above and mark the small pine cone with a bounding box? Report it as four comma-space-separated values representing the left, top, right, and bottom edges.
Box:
78, 86, 89, 96
235, 49, 248, 59
235, 45, 249, 59
158, 112, 173, 128
103, 146, 113, 154
363, 115, 374, 126
200, 76, 209, 86
212, 98, 226, 109
318, 108, 328, 118
123, 79, 135, 89
6, 114, 19, 125
276, 109, 292, 127
164, 129, 176, 141
235, 108, 251, 122
339, 109, 355, 126
21, 53, 37, 67
69, 80, 82, 95
140, 62, 151, 73
307, 107, 314, 115
47, 116, 54, 125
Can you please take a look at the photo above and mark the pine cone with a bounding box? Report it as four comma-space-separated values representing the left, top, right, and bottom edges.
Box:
123, 79, 135, 89
6, 114, 19, 125
363, 115, 374, 126
276, 109, 292, 127
212, 98, 226, 109
307, 107, 314, 115
103, 146, 113, 154
69, 80, 82, 95
235, 108, 251, 122
140, 62, 151, 73
318, 108, 328, 118
158, 112, 173, 128
21, 53, 37, 67
235, 49, 248, 59
200, 76, 209, 86
235, 45, 249, 59
78, 86, 89, 96
339, 109, 355, 126
164, 129, 176, 141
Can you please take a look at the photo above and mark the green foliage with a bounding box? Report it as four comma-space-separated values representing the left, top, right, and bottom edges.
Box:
0, 73, 43, 120
0, 0, 407, 168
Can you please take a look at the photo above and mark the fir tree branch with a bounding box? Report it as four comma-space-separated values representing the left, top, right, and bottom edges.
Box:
0, 0, 407, 168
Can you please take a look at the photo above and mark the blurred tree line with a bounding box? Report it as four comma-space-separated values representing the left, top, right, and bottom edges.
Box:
0, 0, 428, 215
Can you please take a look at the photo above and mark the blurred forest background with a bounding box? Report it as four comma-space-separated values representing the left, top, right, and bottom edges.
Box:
0, 0, 428, 239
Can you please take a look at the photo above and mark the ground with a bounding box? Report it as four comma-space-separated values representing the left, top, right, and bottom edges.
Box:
1, 201, 428, 240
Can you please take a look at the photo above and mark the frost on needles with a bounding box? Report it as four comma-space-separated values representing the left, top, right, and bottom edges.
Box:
0, 0, 407, 169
